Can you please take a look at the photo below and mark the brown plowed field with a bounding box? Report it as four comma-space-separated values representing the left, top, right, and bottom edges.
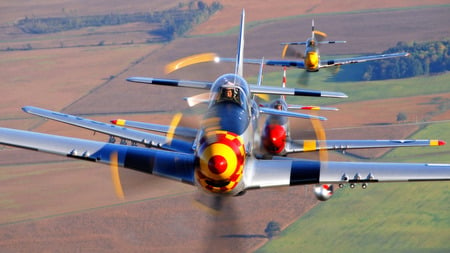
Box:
0, 1, 449, 252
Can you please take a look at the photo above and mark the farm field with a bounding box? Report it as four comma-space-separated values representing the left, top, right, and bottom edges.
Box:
0, 1, 449, 252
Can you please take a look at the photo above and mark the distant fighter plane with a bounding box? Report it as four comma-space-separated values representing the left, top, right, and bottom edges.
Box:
176, 20, 409, 86
265, 20, 410, 72
0, 10, 449, 204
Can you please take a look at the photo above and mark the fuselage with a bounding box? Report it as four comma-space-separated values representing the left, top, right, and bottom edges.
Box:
304, 39, 320, 72
261, 99, 290, 156
194, 74, 256, 196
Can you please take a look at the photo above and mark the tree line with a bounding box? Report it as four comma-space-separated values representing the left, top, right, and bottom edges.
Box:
334, 40, 450, 81
16, 1, 222, 41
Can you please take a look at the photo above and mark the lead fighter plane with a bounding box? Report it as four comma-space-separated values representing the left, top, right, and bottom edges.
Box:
0, 10, 449, 202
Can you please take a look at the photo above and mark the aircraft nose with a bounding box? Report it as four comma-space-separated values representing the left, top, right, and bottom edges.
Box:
198, 131, 245, 181
264, 124, 286, 154
208, 155, 228, 174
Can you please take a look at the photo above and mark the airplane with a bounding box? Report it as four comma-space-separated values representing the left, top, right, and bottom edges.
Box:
159, 58, 445, 160
259, 67, 445, 157
176, 20, 409, 85
0, 10, 449, 204
267, 19, 410, 72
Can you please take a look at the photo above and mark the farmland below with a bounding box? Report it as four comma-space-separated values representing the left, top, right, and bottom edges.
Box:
0, 1, 449, 252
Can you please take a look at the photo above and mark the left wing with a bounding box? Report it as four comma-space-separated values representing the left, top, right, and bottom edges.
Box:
318, 52, 410, 68
0, 127, 196, 184
285, 139, 445, 153
22, 106, 194, 153
245, 157, 450, 189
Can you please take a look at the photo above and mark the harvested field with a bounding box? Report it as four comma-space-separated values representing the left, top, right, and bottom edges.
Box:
0, 1, 449, 252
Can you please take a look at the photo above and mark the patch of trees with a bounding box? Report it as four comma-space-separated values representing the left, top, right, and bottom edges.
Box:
333, 40, 450, 82
362, 40, 450, 81
16, 1, 222, 41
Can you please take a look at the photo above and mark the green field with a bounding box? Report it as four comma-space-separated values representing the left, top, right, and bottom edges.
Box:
257, 180, 450, 253
249, 68, 450, 106
257, 122, 450, 253
256, 72, 450, 252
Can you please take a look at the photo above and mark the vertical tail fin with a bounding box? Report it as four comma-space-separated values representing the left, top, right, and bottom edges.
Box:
235, 9, 245, 77
257, 57, 264, 86
311, 19, 315, 40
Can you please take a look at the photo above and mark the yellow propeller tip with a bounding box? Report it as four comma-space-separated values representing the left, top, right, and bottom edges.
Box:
164, 53, 218, 74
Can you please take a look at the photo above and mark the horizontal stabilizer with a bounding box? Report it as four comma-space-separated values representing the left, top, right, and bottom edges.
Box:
126, 77, 213, 90
127, 76, 348, 98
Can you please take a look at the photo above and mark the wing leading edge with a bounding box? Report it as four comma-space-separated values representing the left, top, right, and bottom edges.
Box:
245, 158, 450, 189
22, 106, 193, 153
0, 127, 196, 184
285, 139, 445, 153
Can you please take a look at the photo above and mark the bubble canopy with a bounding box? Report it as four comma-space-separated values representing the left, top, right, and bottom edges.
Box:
202, 74, 250, 135
209, 74, 250, 108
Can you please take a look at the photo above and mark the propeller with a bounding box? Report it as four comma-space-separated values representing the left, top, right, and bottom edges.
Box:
166, 112, 182, 144
165, 53, 218, 74
110, 152, 125, 200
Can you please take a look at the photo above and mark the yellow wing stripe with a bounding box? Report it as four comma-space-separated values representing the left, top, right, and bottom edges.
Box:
115, 119, 126, 126
430, 140, 439, 146
303, 140, 317, 152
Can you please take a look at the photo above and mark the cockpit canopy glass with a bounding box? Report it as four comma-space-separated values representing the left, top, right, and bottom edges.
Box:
270, 99, 287, 111
210, 74, 249, 107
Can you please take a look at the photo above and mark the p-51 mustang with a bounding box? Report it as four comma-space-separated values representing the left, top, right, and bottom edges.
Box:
267, 19, 410, 72
259, 67, 445, 157
0, 10, 449, 203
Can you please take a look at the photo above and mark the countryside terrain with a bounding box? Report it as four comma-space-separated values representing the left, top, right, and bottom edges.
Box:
0, 1, 449, 252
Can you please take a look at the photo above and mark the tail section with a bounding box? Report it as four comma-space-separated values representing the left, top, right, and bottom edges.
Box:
235, 9, 245, 77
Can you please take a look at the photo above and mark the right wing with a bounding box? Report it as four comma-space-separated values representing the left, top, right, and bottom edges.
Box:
319, 52, 410, 68
22, 106, 194, 153
245, 157, 450, 189
0, 127, 196, 185
285, 139, 445, 153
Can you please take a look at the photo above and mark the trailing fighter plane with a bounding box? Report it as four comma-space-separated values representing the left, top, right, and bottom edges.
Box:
179, 20, 408, 86
0, 10, 449, 203
265, 19, 410, 72
259, 67, 445, 157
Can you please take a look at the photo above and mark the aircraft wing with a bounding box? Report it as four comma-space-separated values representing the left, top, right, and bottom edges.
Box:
22, 106, 194, 153
259, 107, 327, 121
127, 77, 348, 98
0, 127, 196, 185
111, 119, 198, 139
319, 52, 410, 68
245, 157, 450, 189
217, 52, 408, 70
284, 139, 445, 153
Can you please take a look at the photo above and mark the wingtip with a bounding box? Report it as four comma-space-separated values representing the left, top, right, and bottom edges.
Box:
431, 140, 446, 146
110, 119, 126, 126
